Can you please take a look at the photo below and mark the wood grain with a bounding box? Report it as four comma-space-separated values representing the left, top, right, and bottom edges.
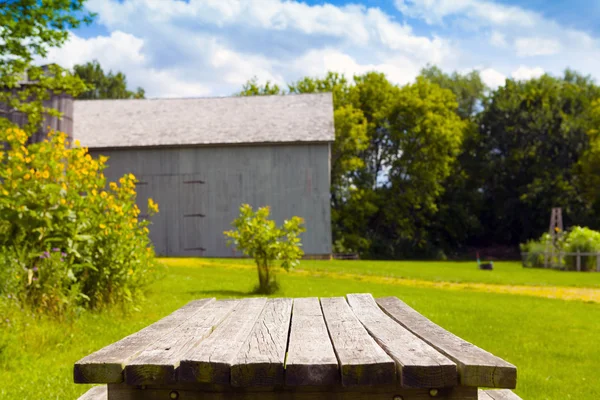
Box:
285, 297, 339, 386
478, 390, 494, 400
346, 294, 457, 388
179, 297, 268, 384
377, 297, 517, 389
124, 300, 236, 385
484, 389, 522, 400
77, 385, 107, 400
320, 297, 396, 386
230, 298, 293, 387
74, 298, 214, 383
106, 383, 478, 400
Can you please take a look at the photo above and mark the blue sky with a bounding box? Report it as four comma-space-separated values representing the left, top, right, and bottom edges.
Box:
44, 0, 600, 98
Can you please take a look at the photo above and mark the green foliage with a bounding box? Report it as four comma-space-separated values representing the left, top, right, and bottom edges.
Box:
224, 204, 305, 293
0, 127, 160, 316
73, 60, 145, 100
477, 72, 600, 245
364, 77, 466, 257
562, 227, 600, 271
520, 227, 600, 271
519, 235, 550, 269
0, 0, 94, 65
0, 1, 94, 135
237, 76, 282, 96
419, 65, 489, 119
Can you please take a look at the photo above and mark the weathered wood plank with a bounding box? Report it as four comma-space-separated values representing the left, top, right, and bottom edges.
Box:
230, 298, 293, 387
478, 390, 494, 400
77, 385, 107, 400
74, 298, 214, 383
285, 297, 339, 386
377, 297, 517, 389
346, 294, 457, 388
484, 389, 522, 400
320, 297, 396, 386
107, 383, 478, 400
124, 299, 236, 385
179, 297, 268, 384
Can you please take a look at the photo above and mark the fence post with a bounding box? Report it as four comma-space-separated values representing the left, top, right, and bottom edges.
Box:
576, 250, 581, 272
597, 253, 600, 272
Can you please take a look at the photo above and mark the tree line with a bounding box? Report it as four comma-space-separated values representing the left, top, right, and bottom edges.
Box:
238, 67, 600, 259
2, 0, 597, 260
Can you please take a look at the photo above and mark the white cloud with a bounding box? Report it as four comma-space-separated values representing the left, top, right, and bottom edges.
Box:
45, 0, 455, 97
395, 0, 600, 84
292, 49, 421, 86
36, 0, 600, 98
511, 66, 545, 81
395, 0, 537, 27
490, 31, 507, 48
515, 37, 562, 57
480, 68, 506, 89
43, 31, 212, 98
42, 31, 146, 69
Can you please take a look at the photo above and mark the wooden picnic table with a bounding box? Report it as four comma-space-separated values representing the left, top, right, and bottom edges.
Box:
74, 294, 520, 400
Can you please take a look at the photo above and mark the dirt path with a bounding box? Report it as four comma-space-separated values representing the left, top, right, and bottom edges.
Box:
170, 260, 600, 303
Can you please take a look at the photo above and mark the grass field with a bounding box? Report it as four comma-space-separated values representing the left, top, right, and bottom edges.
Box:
1, 259, 599, 400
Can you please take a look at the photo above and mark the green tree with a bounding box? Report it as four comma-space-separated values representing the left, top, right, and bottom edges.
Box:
419, 65, 488, 119
0, 0, 94, 134
477, 72, 600, 245
366, 77, 466, 258
237, 76, 282, 96
418, 65, 489, 255
73, 60, 145, 99
224, 204, 305, 294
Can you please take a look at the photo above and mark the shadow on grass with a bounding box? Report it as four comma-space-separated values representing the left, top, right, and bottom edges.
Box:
186, 289, 256, 298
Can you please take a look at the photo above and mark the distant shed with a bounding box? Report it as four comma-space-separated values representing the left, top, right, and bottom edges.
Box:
73, 93, 334, 258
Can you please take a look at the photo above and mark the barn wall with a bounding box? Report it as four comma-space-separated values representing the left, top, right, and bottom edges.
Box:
90, 143, 332, 257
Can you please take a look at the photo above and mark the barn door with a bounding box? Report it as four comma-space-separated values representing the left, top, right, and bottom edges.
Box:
135, 175, 168, 256
179, 174, 206, 255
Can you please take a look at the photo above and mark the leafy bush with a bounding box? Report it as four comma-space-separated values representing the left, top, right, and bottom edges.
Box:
562, 226, 600, 271
224, 204, 305, 294
520, 227, 600, 271
0, 127, 160, 316
520, 234, 551, 268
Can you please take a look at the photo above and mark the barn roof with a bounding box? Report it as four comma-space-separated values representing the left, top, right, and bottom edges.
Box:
73, 93, 334, 149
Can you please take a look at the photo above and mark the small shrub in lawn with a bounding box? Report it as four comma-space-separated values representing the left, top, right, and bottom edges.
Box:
224, 204, 305, 294
0, 127, 160, 316
520, 234, 551, 268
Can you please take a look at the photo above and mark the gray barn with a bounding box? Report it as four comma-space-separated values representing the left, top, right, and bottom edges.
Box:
73, 94, 334, 258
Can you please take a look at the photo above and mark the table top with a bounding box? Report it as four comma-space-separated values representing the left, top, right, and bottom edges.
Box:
74, 294, 516, 390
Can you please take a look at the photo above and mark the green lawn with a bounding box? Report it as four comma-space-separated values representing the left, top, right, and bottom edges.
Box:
1, 259, 599, 400
203, 257, 600, 287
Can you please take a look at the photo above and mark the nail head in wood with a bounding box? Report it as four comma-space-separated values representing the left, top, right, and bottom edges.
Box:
169, 390, 179, 399
430, 388, 439, 396
393, 396, 404, 400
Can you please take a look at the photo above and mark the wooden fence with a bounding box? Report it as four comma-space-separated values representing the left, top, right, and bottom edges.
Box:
521, 251, 600, 272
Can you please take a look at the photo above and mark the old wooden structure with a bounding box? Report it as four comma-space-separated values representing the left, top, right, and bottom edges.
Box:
74, 94, 334, 258
0, 65, 74, 144
74, 294, 520, 400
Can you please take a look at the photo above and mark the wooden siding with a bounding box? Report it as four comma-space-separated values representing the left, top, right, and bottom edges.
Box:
90, 143, 332, 257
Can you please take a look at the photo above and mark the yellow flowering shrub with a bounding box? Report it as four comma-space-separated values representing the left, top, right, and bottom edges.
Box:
0, 128, 160, 315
